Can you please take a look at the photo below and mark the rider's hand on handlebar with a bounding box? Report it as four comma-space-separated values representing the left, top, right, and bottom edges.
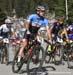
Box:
66, 39, 70, 43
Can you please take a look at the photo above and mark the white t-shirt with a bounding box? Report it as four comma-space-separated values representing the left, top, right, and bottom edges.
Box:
0, 24, 13, 33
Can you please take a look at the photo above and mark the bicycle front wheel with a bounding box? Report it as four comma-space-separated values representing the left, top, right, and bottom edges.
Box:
12, 47, 24, 73
54, 43, 64, 65
27, 45, 45, 75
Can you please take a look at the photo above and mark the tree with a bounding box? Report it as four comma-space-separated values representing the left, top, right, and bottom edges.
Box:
0, 0, 73, 22
0, 8, 7, 25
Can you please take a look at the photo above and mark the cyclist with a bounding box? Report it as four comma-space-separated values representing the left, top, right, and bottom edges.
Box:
47, 18, 68, 51
61, 23, 73, 43
17, 6, 51, 63
50, 18, 68, 41
61, 21, 73, 41
61, 23, 73, 59
65, 24, 73, 41
0, 18, 14, 64
46, 18, 68, 63
0, 18, 14, 38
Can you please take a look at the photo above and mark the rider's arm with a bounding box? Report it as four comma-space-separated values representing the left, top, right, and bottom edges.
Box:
25, 20, 30, 30
25, 15, 33, 31
45, 19, 52, 40
46, 26, 52, 40
61, 26, 69, 41
64, 28, 68, 39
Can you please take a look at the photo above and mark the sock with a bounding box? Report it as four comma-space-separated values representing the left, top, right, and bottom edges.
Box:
18, 57, 21, 62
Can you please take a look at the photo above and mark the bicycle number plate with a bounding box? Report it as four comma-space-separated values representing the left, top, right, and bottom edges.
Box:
3, 38, 9, 44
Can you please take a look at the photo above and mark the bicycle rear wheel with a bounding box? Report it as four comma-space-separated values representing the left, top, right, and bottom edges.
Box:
27, 45, 45, 75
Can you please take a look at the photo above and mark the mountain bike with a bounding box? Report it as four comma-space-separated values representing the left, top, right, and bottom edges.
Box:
12, 34, 45, 74
45, 36, 64, 65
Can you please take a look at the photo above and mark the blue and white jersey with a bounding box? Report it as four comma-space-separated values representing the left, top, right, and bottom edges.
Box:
27, 14, 49, 34
28, 14, 49, 27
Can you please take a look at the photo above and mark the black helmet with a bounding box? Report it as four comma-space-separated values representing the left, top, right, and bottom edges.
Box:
36, 6, 46, 11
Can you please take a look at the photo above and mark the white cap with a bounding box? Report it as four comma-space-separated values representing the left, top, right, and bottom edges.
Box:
5, 18, 12, 24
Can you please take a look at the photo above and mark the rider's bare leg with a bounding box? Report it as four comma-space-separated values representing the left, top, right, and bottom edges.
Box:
18, 39, 28, 62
